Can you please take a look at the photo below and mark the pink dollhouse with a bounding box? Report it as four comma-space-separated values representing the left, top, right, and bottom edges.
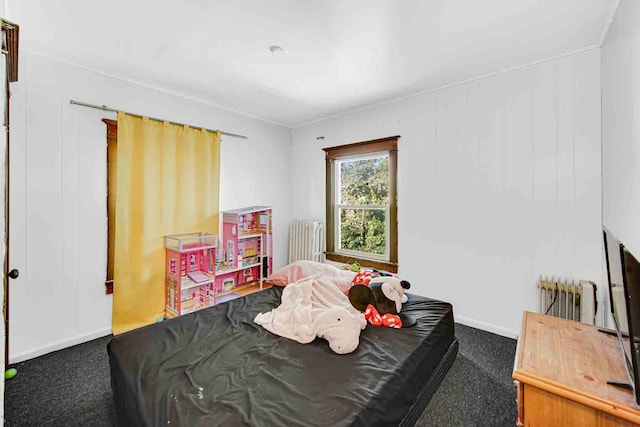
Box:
164, 232, 217, 318
164, 206, 273, 318
215, 206, 273, 295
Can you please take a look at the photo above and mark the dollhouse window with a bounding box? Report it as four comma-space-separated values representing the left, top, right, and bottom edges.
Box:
323, 136, 399, 273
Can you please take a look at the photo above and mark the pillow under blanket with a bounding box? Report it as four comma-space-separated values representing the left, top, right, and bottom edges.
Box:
265, 260, 357, 294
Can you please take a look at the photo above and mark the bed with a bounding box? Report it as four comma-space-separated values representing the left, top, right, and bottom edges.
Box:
107, 286, 458, 426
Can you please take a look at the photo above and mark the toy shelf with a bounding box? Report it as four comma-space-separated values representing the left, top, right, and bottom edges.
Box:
180, 272, 215, 290
216, 280, 260, 298
238, 232, 263, 239
215, 261, 262, 276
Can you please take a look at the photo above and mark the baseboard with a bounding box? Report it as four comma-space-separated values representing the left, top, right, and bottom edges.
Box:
9, 326, 113, 364
455, 315, 519, 339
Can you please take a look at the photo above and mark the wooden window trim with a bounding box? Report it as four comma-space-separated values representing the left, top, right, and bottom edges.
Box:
323, 136, 399, 273
1, 20, 19, 82
103, 118, 117, 294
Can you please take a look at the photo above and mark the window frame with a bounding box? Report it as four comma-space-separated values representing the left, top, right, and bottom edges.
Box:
323, 136, 399, 273
103, 118, 117, 295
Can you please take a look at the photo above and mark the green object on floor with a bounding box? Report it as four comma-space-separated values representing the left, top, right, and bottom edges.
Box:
4, 368, 17, 380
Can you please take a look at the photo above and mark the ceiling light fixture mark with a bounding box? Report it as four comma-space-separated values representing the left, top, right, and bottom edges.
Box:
269, 45, 286, 55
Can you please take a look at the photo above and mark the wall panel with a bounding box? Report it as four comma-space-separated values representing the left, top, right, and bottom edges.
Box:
8, 51, 293, 362
292, 49, 602, 336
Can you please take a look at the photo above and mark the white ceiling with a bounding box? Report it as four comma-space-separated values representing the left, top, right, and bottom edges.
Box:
6, 0, 618, 127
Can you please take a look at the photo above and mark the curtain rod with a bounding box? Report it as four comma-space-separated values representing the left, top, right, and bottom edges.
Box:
69, 99, 248, 139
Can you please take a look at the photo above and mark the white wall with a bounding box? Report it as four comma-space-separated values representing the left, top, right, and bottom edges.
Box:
8, 50, 293, 362
602, 0, 640, 256
292, 49, 602, 337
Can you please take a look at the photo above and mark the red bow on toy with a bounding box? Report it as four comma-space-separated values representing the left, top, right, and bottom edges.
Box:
364, 304, 402, 328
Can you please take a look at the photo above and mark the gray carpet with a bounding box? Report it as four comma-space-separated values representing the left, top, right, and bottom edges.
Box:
4, 323, 517, 426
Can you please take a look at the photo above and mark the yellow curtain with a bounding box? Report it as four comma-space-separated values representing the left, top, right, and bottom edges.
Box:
112, 112, 221, 334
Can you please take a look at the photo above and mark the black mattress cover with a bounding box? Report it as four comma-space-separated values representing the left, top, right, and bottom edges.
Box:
108, 287, 455, 427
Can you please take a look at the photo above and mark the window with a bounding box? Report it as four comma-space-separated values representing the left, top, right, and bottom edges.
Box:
323, 136, 398, 273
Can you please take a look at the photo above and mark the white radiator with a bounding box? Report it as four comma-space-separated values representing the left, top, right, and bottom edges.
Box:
538, 277, 596, 325
289, 220, 325, 263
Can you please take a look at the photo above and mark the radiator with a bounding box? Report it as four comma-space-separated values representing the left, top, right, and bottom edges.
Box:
538, 277, 596, 325
289, 220, 325, 263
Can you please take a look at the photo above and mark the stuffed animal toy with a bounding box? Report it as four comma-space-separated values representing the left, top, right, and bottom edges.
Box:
351, 269, 383, 286
314, 306, 363, 354
348, 273, 416, 328
255, 275, 366, 355
344, 262, 361, 273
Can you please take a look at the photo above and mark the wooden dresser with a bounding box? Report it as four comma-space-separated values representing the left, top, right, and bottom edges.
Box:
513, 311, 640, 426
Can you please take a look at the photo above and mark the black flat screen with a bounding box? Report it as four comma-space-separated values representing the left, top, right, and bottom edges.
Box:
603, 227, 640, 404
621, 245, 640, 404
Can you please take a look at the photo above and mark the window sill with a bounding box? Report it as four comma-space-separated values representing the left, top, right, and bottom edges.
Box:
325, 252, 398, 274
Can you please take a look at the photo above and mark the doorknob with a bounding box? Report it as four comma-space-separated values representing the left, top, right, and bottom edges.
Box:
8, 269, 19, 279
